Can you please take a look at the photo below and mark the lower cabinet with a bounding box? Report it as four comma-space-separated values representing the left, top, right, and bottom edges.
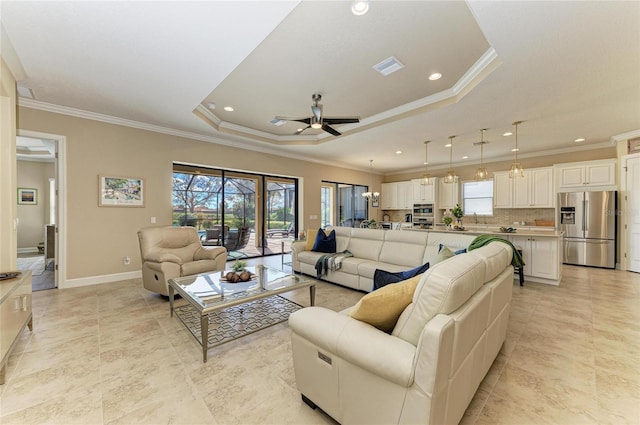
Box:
1, 271, 33, 384
510, 236, 561, 284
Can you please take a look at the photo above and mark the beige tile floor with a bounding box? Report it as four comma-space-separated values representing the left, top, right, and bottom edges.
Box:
1, 257, 639, 425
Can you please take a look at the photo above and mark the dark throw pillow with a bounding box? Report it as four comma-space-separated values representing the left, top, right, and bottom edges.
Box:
373, 262, 430, 290
312, 229, 336, 253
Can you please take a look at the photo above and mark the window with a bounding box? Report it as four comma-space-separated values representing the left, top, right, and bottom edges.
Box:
321, 181, 368, 228
462, 180, 493, 215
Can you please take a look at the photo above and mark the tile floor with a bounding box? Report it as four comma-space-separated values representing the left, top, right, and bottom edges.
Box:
1, 257, 638, 425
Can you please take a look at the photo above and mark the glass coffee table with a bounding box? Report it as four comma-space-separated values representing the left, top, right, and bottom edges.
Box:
168, 265, 315, 362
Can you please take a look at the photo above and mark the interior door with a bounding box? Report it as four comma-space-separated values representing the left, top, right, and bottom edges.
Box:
627, 156, 640, 272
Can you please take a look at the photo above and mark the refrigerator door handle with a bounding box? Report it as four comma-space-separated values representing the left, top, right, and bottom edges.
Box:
583, 199, 588, 232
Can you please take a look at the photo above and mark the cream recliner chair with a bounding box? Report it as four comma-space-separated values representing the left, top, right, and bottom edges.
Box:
138, 226, 227, 296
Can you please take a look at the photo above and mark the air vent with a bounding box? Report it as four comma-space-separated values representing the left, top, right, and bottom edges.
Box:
270, 118, 287, 126
17, 86, 34, 99
373, 56, 404, 76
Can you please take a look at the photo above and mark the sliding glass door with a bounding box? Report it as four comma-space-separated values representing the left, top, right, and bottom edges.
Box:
322, 181, 368, 228
173, 164, 297, 259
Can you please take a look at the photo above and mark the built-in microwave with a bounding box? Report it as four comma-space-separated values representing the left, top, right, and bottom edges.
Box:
413, 203, 434, 216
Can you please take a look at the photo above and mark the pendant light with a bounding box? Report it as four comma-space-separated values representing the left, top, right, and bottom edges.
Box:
443, 135, 456, 184
474, 129, 490, 180
420, 140, 431, 185
509, 121, 524, 178
361, 159, 380, 201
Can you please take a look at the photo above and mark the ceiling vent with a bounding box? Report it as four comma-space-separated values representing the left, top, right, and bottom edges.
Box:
17, 85, 34, 99
373, 56, 404, 76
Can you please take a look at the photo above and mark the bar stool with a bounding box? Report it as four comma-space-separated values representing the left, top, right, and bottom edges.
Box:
514, 246, 524, 286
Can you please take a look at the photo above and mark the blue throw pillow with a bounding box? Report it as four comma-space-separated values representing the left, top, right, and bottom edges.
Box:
438, 243, 467, 255
373, 262, 430, 290
312, 229, 336, 253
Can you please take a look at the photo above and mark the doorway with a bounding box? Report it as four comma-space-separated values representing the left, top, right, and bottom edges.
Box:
16, 130, 66, 290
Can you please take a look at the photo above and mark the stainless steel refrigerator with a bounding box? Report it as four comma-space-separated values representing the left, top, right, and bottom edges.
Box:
558, 191, 616, 268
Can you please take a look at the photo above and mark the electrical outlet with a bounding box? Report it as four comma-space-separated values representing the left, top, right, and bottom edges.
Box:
123, 256, 131, 265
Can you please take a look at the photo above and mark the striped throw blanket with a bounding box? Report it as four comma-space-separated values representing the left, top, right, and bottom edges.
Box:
315, 250, 353, 279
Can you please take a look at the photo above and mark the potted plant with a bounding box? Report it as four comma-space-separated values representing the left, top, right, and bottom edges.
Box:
452, 204, 464, 229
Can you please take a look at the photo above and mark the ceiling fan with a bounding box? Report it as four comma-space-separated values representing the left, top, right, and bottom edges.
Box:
275, 93, 360, 136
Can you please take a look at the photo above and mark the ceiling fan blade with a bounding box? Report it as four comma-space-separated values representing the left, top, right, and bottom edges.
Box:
323, 117, 360, 124
311, 105, 322, 120
322, 124, 341, 136
295, 125, 311, 135
275, 116, 311, 125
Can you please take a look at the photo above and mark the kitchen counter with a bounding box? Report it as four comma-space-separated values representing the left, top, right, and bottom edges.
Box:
410, 226, 563, 238
406, 226, 563, 286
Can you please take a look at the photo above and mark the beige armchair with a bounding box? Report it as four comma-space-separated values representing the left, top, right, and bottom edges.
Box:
137, 226, 227, 296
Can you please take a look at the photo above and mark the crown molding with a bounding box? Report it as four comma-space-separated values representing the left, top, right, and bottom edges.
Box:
610, 129, 640, 143
17, 98, 372, 174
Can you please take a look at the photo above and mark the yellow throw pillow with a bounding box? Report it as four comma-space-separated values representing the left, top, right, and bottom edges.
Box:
305, 229, 319, 251
348, 274, 422, 332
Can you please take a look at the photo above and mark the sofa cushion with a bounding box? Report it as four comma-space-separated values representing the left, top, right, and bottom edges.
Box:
433, 245, 455, 264
348, 274, 422, 332
373, 262, 430, 290
439, 243, 467, 255
346, 228, 385, 260
378, 230, 429, 268
312, 229, 337, 253
392, 252, 488, 346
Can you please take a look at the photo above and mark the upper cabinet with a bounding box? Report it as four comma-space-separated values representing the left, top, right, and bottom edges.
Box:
494, 167, 554, 208
555, 159, 616, 191
411, 178, 436, 204
381, 181, 413, 210
438, 178, 459, 210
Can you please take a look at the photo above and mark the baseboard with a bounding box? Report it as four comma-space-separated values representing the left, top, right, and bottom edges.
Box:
17, 247, 39, 254
63, 270, 142, 289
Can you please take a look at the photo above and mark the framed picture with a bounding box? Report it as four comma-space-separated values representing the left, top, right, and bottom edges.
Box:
628, 138, 640, 154
371, 197, 379, 208
17, 188, 37, 205
99, 175, 144, 207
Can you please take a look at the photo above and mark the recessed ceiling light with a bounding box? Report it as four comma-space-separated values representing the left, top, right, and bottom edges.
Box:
296, 128, 303, 132
423, 161, 429, 165
223, 106, 234, 112
445, 143, 452, 148
503, 132, 513, 137
511, 148, 520, 152
462, 156, 469, 159
395, 150, 402, 154
428, 73, 442, 81
270, 118, 286, 126
575, 138, 585, 142
207, 102, 216, 110
351, 0, 369, 16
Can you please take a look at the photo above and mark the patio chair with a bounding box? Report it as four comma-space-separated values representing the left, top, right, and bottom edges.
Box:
266, 223, 294, 238
202, 225, 228, 246
224, 226, 251, 259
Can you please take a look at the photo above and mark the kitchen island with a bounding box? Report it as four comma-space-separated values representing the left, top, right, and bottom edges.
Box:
407, 226, 563, 286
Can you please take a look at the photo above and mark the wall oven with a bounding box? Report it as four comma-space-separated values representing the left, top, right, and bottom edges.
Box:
412, 203, 434, 228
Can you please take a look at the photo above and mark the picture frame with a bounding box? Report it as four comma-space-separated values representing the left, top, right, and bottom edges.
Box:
17, 188, 37, 205
371, 197, 379, 208
628, 138, 640, 154
99, 175, 144, 207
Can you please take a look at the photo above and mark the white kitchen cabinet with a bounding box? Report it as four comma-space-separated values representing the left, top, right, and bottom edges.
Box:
510, 235, 561, 283
438, 178, 459, 210
381, 181, 412, 210
412, 178, 436, 203
493, 172, 513, 208
555, 159, 616, 191
381, 183, 396, 209
494, 167, 554, 208
396, 181, 413, 209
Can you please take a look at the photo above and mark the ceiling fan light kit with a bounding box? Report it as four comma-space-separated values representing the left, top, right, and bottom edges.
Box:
276, 94, 360, 136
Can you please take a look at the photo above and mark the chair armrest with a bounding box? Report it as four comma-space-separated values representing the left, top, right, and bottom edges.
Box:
289, 307, 416, 387
194, 246, 227, 261
144, 252, 183, 264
